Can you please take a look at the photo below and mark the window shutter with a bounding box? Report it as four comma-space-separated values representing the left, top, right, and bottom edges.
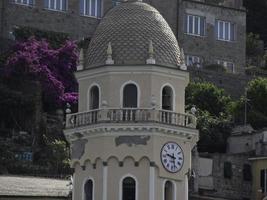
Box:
215, 20, 218, 39
97, 0, 101, 17
224, 162, 232, 179
184, 15, 188, 33
231, 23, 235, 41
200, 17, 205, 36
80, 0, 84, 14
261, 169, 266, 193
44, 0, 48, 8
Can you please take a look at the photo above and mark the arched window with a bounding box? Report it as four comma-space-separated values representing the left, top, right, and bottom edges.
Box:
164, 181, 173, 200
84, 179, 93, 200
123, 84, 138, 108
162, 86, 173, 111
89, 86, 99, 110
122, 177, 136, 200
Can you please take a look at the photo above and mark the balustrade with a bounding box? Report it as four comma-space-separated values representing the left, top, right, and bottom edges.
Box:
66, 108, 196, 129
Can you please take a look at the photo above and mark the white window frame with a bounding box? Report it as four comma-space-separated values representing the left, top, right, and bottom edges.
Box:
45, 0, 67, 11
186, 55, 202, 68
13, 0, 34, 6
112, 0, 120, 7
186, 14, 205, 36
162, 179, 176, 200
80, 0, 101, 18
217, 60, 235, 73
216, 20, 235, 41
119, 174, 138, 200
160, 83, 176, 112
87, 83, 101, 111
82, 177, 95, 200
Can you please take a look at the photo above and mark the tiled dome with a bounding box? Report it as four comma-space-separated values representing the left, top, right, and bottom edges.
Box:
85, 1, 181, 68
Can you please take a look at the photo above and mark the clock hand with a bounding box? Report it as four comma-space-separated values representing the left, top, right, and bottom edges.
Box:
167, 154, 175, 159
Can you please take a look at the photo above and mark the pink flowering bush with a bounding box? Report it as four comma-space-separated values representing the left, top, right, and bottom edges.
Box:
5, 38, 78, 109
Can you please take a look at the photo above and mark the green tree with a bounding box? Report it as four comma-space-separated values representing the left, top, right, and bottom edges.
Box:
186, 82, 232, 117
186, 82, 233, 153
247, 78, 267, 129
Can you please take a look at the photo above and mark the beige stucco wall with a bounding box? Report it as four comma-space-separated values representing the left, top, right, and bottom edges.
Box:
68, 64, 197, 200
76, 65, 189, 114
73, 128, 196, 180
251, 158, 267, 200
73, 155, 188, 200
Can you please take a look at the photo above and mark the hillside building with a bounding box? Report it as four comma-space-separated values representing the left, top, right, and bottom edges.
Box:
0, 0, 246, 73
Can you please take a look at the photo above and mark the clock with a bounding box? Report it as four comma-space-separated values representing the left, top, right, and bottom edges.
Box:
160, 142, 184, 173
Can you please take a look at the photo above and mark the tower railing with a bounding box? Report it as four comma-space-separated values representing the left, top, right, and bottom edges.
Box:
65, 108, 196, 129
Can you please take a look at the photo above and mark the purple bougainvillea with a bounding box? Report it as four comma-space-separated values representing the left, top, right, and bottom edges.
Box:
5, 37, 79, 108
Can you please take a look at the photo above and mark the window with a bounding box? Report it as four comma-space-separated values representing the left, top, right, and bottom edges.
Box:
123, 84, 138, 108
112, 0, 120, 7
44, 0, 67, 11
84, 179, 93, 200
186, 55, 202, 68
184, 14, 205, 36
89, 86, 100, 110
217, 60, 235, 73
224, 162, 232, 179
80, 0, 102, 18
164, 181, 174, 200
261, 169, 267, 193
12, 0, 34, 6
122, 177, 136, 200
243, 164, 252, 181
215, 20, 235, 41
162, 86, 173, 111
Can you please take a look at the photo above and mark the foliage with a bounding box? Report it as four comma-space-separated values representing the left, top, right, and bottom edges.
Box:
186, 82, 233, 153
246, 32, 265, 67
231, 78, 267, 129
247, 78, 267, 129
13, 26, 70, 48
4, 37, 78, 111
246, 33, 264, 57
46, 139, 70, 174
186, 82, 232, 117
244, 0, 267, 44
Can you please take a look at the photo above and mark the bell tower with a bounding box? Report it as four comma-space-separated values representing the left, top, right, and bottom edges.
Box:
64, 2, 198, 200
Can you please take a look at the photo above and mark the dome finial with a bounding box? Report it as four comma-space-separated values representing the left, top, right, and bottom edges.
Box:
77, 48, 84, 70
106, 42, 114, 65
146, 40, 156, 64
180, 48, 187, 70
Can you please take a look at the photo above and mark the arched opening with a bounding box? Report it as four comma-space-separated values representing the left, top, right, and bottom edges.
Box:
123, 84, 138, 108
164, 181, 174, 200
162, 86, 173, 111
89, 86, 99, 110
122, 177, 136, 200
84, 179, 93, 200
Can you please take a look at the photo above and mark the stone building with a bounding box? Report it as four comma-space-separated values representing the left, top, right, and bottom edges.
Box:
64, 1, 198, 200
191, 127, 267, 200
0, 0, 246, 73
178, 0, 246, 74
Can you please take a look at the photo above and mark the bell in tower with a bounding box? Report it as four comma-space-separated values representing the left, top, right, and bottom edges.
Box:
64, 1, 199, 200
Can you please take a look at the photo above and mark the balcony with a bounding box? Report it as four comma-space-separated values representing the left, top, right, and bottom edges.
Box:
65, 108, 196, 129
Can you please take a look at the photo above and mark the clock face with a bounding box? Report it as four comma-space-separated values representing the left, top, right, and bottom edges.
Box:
160, 142, 184, 173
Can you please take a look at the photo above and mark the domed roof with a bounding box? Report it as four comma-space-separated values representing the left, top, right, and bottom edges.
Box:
85, 1, 181, 68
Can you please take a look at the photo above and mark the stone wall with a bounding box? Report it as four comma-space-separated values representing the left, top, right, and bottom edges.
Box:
0, 0, 103, 41
178, 0, 246, 74
192, 153, 252, 200
189, 67, 251, 99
